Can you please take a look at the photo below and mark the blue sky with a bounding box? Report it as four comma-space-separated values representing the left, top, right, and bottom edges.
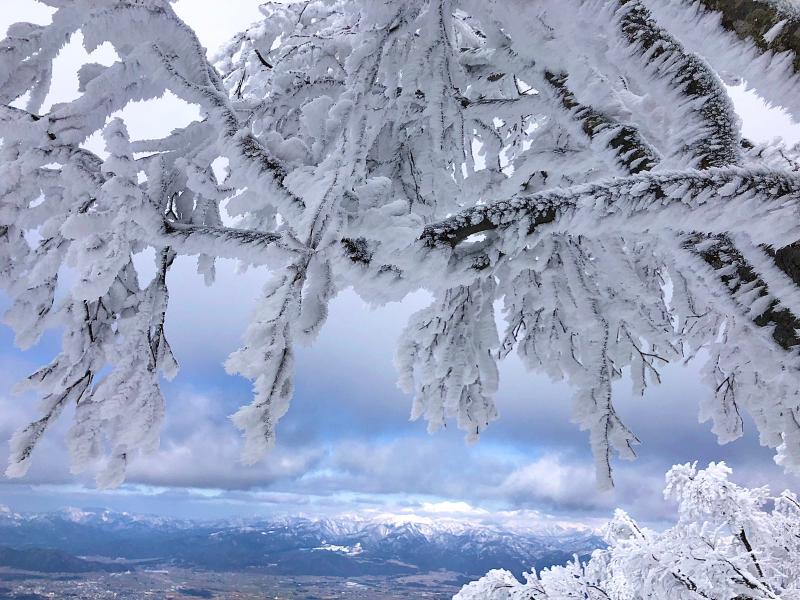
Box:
1, 0, 799, 530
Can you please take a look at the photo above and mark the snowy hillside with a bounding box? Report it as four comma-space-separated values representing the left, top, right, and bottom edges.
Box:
0, 506, 601, 578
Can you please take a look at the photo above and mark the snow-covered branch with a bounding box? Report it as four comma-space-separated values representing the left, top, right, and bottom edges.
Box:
421, 169, 800, 251
644, 0, 800, 119
4, 0, 800, 487
455, 462, 800, 600
157, 220, 302, 264
693, 0, 800, 73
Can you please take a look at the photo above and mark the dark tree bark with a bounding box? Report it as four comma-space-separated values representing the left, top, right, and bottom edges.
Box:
697, 0, 800, 73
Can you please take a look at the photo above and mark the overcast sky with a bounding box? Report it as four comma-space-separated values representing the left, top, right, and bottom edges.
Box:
1, 0, 799, 531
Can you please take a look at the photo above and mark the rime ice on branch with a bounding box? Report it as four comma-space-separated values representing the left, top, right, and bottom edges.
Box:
2, 0, 800, 486
455, 462, 800, 599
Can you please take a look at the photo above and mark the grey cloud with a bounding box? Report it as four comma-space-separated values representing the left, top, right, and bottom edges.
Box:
295, 436, 514, 499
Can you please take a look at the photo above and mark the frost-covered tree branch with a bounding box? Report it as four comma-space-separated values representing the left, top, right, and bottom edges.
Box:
3, 0, 800, 487
683, 0, 800, 74
644, 0, 800, 119
421, 169, 800, 250
455, 463, 800, 600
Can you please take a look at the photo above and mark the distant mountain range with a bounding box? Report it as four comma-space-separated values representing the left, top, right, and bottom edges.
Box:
0, 506, 602, 579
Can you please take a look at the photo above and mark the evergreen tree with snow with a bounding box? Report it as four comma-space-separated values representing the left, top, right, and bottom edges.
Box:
2, 0, 800, 493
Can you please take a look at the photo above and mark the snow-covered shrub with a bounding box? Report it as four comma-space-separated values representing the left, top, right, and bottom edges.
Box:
455, 462, 800, 599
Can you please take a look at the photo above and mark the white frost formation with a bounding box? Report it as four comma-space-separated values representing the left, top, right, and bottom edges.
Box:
2, 0, 800, 487
455, 462, 800, 600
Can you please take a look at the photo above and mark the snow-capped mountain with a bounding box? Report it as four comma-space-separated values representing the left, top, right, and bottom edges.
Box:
0, 506, 602, 578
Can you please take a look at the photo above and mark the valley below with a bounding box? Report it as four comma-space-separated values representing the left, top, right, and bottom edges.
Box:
0, 506, 601, 599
